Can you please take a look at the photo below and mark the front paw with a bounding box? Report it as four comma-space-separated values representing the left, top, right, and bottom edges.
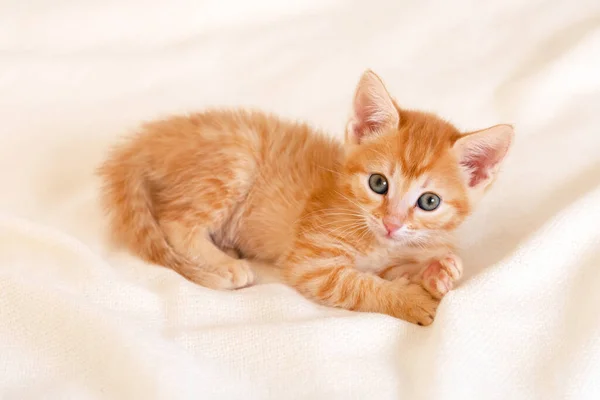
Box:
395, 281, 440, 326
422, 253, 463, 299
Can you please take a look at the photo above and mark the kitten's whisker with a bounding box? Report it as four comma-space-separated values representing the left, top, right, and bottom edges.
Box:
326, 220, 369, 240
315, 164, 344, 177
292, 209, 365, 226
331, 224, 370, 245
312, 212, 365, 218
299, 207, 363, 218
354, 225, 372, 243
299, 218, 363, 236
313, 218, 363, 233
334, 190, 371, 215
325, 222, 366, 237
310, 220, 366, 237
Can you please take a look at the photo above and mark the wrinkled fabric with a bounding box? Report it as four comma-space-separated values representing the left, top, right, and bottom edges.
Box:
1, 0, 599, 399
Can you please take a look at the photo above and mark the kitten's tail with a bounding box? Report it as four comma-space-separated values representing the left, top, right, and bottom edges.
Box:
97, 150, 194, 278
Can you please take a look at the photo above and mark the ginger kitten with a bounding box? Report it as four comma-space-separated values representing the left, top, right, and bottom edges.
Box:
98, 70, 513, 325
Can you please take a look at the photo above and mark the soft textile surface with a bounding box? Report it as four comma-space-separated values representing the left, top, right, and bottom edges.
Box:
1, 0, 599, 398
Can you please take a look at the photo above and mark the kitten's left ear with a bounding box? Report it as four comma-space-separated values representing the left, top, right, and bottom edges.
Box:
453, 124, 514, 191
346, 70, 400, 145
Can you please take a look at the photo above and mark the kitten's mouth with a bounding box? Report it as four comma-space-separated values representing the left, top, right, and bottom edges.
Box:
366, 217, 418, 243
372, 223, 405, 241
375, 223, 418, 243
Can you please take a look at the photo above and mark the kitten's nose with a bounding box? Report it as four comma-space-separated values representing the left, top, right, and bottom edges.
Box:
383, 216, 403, 235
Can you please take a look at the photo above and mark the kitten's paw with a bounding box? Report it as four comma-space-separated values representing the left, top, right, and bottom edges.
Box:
220, 259, 255, 289
199, 259, 255, 290
422, 254, 463, 299
439, 253, 463, 280
392, 281, 439, 326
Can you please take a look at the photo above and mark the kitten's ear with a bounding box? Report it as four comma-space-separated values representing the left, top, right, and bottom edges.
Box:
453, 124, 514, 191
346, 70, 400, 145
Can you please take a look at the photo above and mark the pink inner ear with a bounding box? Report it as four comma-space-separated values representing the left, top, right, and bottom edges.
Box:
461, 145, 499, 187
349, 71, 399, 144
353, 110, 381, 140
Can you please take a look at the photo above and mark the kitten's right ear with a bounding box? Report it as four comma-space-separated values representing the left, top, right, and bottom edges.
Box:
346, 70, 400, 145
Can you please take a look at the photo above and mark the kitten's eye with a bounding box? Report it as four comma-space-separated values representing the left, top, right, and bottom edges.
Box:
417, 192, 441, 211
368, 173, 388, 195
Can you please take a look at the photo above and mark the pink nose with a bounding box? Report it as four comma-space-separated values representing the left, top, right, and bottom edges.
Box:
383, 217, 403, 235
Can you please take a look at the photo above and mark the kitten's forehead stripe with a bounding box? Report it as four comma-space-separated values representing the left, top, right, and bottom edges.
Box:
395, 109, 461, 179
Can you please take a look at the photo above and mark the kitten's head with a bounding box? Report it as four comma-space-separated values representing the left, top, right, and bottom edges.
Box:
339, 70, 513, 245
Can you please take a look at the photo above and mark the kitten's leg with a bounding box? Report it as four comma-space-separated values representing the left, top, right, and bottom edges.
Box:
286, 258, 439, 325
155, 147, 259, 289
161, 221, 253, 290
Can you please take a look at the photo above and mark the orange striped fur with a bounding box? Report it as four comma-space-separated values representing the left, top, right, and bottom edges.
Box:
98, 70, 513, 325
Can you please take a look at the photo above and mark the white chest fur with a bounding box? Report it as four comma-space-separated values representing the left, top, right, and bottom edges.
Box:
353, 248, 396, 274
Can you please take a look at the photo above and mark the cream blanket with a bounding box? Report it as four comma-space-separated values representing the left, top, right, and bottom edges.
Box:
1, 0, 599, 398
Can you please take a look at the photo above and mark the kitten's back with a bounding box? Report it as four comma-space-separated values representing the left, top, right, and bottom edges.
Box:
98, 109, 343, 268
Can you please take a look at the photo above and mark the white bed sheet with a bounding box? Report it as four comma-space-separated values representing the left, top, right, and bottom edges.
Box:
1, 0, 600, 398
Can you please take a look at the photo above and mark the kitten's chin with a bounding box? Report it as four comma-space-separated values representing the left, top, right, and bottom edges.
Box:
390, 232, 420, 245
